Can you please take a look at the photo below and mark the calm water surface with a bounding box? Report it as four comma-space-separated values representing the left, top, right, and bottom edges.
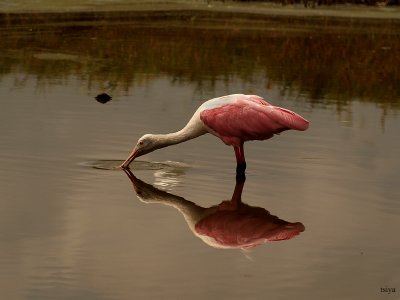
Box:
0, 12, 399, 300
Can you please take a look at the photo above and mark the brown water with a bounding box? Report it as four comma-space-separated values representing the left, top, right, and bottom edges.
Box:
1, 10, 400, 300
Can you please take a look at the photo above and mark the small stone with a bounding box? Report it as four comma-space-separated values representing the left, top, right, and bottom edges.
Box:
95, 93, 112, 104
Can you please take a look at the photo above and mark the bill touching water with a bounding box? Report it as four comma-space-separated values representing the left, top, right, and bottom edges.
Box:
85, 159, 190, 171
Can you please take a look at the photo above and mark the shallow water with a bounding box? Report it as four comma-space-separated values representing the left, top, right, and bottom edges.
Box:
1, 11, 400, 300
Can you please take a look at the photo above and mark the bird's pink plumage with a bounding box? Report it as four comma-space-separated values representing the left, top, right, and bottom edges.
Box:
200, 96, 309, 146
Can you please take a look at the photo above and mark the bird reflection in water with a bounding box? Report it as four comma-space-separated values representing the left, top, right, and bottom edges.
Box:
123, 169, 305, 250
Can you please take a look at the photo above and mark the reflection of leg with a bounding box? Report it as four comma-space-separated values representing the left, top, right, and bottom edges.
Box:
234, 144, 246, 175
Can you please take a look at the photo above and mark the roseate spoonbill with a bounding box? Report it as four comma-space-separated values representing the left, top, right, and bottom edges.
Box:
120, 94, 309, 172
123, 169, 305, 250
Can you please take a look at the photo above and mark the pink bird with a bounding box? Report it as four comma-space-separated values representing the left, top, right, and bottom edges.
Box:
120, 94, 309, 172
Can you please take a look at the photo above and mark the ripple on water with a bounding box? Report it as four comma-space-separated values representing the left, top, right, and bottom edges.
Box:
82, 159, 191, 172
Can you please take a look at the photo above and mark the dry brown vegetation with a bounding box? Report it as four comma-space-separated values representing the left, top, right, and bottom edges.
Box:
225, 0, 399, 6
0, 11, 399, 111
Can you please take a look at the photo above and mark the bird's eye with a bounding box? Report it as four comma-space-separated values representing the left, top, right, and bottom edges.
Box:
139, 141, 144, 145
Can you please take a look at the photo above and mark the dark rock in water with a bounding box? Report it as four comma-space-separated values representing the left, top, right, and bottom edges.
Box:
95, 93, 112, 104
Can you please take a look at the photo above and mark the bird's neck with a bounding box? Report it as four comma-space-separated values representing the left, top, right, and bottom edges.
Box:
154, 121, 206, 149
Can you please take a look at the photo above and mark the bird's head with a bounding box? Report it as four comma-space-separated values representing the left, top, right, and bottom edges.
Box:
135, 134, 159, 157
120, 134, 159, 168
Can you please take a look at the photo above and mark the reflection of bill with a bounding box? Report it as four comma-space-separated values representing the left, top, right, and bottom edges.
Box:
124, 169, 305, 250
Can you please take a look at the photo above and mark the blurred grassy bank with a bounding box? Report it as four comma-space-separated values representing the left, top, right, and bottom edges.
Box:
1, 0, 400, 18
0, 4, 399, 113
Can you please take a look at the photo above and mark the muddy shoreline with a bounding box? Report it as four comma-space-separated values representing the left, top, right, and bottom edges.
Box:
1, 9, 399, 30
1, 1, 400, 28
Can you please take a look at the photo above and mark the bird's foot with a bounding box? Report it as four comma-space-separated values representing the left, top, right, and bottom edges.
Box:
236, 162, 246, 182
236, 171, 246, 183
236, 162, 246, 174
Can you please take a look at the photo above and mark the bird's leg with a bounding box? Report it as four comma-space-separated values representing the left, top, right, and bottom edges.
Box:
234, 144, 246, 177
231, 174, 246, 209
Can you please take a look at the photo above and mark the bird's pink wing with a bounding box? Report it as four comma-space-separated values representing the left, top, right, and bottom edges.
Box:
245, 94, 271, 106
200, 102, 309, 145
267, 106, 310, 131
